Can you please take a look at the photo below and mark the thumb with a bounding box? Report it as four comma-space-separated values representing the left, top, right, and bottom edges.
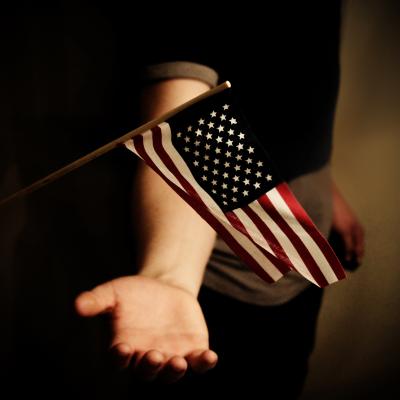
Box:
75, 282, 116, 317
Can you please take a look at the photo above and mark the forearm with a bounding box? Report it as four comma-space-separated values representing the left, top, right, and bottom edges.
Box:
133, 79, 217, 296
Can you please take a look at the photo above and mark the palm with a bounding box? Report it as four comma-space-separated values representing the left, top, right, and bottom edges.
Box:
75, 275, 217, 382
110, 276, 209, 355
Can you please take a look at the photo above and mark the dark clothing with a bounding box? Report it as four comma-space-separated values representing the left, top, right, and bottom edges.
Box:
196, 284, 323, 397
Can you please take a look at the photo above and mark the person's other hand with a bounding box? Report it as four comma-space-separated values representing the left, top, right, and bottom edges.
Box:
75, 275, 218, 383
332, 184, 365, 264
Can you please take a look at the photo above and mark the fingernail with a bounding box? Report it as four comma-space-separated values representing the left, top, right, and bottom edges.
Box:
81, 295, 95, 309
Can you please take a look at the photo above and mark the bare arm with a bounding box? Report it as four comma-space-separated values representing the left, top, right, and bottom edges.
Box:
75, 78, 219, 383
134, 79, 217, 296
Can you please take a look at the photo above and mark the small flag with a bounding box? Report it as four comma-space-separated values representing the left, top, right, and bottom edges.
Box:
125, 86, 346, 287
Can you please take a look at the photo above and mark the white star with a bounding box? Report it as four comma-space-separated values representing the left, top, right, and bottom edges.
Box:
233, 175, 239, 182
202, 175, 207, 181
194, 140, 200, 146
223, 200, 228, 205
194, 150, 200, 156
228, 129, 234, 136
187, 126, 192, 132
229, 118, 237, 125
254, 182, 261, 189
224, 162, 230, 168
202, 165, 209, 171
217, 125, 224, 132
256, 171, 262, 178
245, 168, 251, 174
236, 154, 242, 161
232, 197, 237, 202
222, 183, 228, 189
225, 151, 232, 157
184, 147, 190, 152
238, 132, 245, 140
243, 190, 249, 196
246, 158, 253, 164
198, 118, 204, 125
208, 121, 214, 128
212, 180, 217, 185
212, 169, 219, 175
222, 194, 227, 198
193, 160, 199, 166
210, 111, 217, 118
184, 136, 190, 142
206, 132, 213, 140
212, 189, 217, 194
177, 132, 182, 138
223, 172, 229, 179
204, 154, 210, 161
215, 148, 221, 154
195, 129, 202, 136
216, 136, 223, 143
205, 143, 211, 150
220, 114, 226, 121
234, 165, 241, 171
226, 139, 233, 147
232, 187, 238, 193
257, 161, 263, 167
266, 174, 272, 181
243, 179, 250, 185
248, 146, 254, 154
213, 159, 220, 165
237, 143, 244, 150
223, 104, 230, 110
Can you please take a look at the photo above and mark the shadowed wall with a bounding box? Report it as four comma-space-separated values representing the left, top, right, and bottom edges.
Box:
302, 1, 400, 398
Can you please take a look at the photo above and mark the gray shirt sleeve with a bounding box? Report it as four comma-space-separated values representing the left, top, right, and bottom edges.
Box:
141, 61, 219, 88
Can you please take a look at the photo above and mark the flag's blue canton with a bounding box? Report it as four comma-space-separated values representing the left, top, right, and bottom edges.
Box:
170, 92, 281, 212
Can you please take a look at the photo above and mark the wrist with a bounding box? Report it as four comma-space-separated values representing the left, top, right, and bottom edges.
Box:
137, 267, 201, 297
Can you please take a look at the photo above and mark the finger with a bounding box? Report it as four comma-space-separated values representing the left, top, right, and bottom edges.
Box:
134, 350, 165, 382
342, 232, 354, 261
353, 225, 365, 262
158, 356, 187, 384
75, 283, 116, 317
109, 343, 133, 370
186, 349, 218, 374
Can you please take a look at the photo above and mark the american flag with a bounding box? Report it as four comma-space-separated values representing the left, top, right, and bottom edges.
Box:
125, 87, 346, 287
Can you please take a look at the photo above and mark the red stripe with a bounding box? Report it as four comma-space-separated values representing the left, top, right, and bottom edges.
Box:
258, 192, 328, 287
225, 211, 290, 275
241, 205, 295, 270
133, 130, 277, 284
150, 127, 206, 209
276, 182, 346, 281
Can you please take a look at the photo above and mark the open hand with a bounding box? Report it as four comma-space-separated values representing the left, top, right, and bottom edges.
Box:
75, 275, 218, 383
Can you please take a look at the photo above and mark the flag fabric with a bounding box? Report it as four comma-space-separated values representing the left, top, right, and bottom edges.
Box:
124, 87, 346, 287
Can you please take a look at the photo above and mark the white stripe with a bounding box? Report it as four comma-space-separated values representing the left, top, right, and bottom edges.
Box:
267, 188, 337, 283
157, 123, 283, 281
124, 138, 141, 157
248, 200, 317, 284
125, 134, 185, 192
232, 208, 274, 254
141, 131, 184, 190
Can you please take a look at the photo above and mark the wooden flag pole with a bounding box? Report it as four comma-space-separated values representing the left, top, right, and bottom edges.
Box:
0, 81, 231, 207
